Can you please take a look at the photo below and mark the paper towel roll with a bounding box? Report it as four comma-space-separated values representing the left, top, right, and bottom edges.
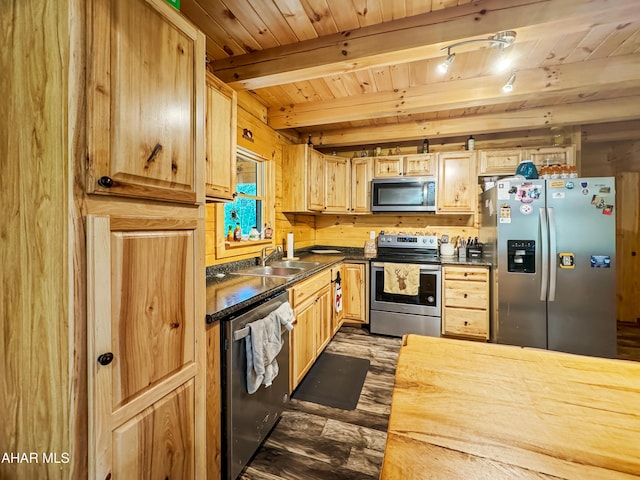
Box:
287, 232, 294, 259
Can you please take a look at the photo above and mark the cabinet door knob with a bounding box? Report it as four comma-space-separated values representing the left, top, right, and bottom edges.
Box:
98, 176, 114, 188
97, 352, 114, 366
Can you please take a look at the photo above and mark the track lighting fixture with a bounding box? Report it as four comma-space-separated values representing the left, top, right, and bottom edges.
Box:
437, 50, 456, 74
437, 30, 517, 75
502, 72, 516, 93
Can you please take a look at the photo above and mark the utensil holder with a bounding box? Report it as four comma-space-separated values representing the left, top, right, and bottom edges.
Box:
440, 243, 455, 257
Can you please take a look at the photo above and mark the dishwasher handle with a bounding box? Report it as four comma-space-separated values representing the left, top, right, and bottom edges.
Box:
233, 324, 291, 342
233, 326, 250, 341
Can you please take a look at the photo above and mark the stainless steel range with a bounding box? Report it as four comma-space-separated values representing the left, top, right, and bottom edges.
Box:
370, 234, 442, 337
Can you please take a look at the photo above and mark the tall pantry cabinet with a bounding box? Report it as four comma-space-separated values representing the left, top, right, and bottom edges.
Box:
1, 0, 207, 478
86, 0, 206, 478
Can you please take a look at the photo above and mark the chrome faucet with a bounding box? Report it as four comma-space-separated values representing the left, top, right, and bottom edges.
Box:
260, 245, 282, 266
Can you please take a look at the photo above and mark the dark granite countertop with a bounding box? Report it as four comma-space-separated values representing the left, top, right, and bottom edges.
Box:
439, 256, 493, 267
205, 250, 360, 324
204, 244, 490, 324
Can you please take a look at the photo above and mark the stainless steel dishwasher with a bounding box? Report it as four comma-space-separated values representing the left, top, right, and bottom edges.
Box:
222, 290, 291, 480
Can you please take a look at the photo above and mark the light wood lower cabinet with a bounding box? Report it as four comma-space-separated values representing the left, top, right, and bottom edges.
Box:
442, 265, 490, 340
87, 214, 202, 479
343, 262, 369, 324
206, 320, 221, 479
332, 264, 345, 335
288, 269, 333, 391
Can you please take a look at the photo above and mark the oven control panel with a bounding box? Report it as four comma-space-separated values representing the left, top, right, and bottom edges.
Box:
377, 234, 438, 248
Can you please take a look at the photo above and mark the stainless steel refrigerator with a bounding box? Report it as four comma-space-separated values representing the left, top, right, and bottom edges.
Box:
479, 177, 616, 358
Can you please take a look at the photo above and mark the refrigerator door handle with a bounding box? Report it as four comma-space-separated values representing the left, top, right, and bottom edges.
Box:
548, 207, 557, 302
539, 208, 548, 301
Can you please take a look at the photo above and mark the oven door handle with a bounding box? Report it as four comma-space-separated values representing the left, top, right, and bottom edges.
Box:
372, 262, 441, 271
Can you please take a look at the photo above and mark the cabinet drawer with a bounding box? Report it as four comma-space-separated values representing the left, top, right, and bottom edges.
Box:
444, 280, 488, 309
443, 308, 489, 338
289, 269, 331, 307
444, 266, 488, 282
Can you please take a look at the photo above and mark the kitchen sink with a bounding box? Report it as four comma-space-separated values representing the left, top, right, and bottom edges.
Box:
231, 265, 305, 279
270, 260, 320, 269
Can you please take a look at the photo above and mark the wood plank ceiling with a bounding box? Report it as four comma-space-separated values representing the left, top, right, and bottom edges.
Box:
180, 0, 640, 148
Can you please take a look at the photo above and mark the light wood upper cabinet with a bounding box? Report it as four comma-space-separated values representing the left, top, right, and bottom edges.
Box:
205, 73, 237, 201
478, 146, 576, 176
87, 0, 205, 205
442, 266, 490, 340
478, 149, 524, 176
282, 144, 325, 212
87, 214, 201, 479
404, 153, 437, 176
373, 156, 403, 177
351, 158, 373, 213
525, 145, 576, 168
437, 151, 477, 214
374, 154, 436, 178
308, 149, 326, 211
324, 155, 351, 213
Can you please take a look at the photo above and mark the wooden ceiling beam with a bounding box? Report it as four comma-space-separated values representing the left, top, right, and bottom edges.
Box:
311, 96, 640, 147
211, 0, 636, 90
267, 54, 640, 129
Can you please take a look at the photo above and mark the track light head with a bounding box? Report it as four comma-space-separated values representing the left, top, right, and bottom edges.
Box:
438, 52, 456, 74
491, 31, 517, 50
502, 72, 516, 93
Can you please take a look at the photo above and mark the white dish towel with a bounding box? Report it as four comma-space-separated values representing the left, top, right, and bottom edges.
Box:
246, 302, 295, 394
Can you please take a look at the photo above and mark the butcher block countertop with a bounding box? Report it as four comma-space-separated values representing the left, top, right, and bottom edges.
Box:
381, 335, 640, 480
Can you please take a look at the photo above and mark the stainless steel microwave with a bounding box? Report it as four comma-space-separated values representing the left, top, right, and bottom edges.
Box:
370, 176, 437, 212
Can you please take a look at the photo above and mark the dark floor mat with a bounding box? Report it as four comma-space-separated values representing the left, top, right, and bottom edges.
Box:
293, 352, 370, 410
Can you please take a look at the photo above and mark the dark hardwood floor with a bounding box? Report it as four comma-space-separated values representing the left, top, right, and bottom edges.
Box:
239, 323, 640, 480
239, 326, 401, 480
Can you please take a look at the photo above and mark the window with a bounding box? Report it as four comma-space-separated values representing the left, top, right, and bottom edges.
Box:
224, 150, 264, 238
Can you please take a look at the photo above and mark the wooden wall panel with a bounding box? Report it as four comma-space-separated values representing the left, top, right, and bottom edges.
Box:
315, 214, 475, 247
616, 172, 640, 323
0, 0, 84, 478
582, 141, 640, 323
